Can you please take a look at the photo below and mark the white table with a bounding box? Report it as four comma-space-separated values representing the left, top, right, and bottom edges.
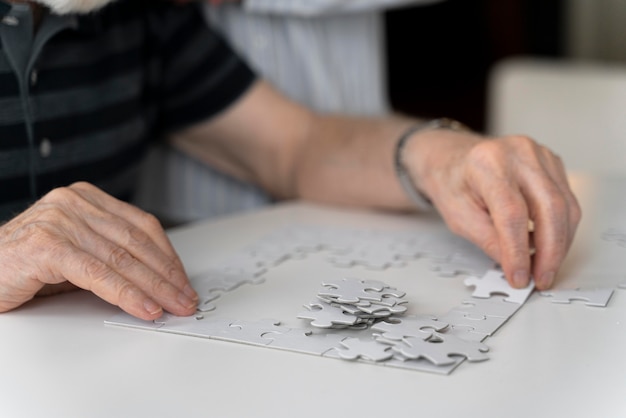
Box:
1, 174, 625, 418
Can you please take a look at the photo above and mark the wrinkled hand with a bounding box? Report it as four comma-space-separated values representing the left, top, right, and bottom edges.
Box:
407, 131, 581, 290
0, 182, 198, 319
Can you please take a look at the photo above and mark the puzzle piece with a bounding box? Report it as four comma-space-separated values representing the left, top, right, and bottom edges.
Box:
334, 338, 394, 362
392, 333, 490, 366
262, 330, 346, 355
371, 315, 447, 340
154, 316, 235, 338
451, 297, 521, 319
540, 288, 614, 307
298, 302, 358, 328
226, 319, 293, 345
438, 324, 488, 343
318, 278, 385, 303
241, 242, 293, 268
431, 252, 497, 278
214, 257, 267, 284
602, 228, 626, 247
383, 356, 463, 375
104, 312, 164, 330
437, 310, 508, 336
464, 269, 535, 304
327, 242, 405, 270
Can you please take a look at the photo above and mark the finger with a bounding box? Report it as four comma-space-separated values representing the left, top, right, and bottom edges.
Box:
67, 183, 195, 296
69, 183, 185, 270
481, 183, 532, 289
537, 149, 582, 247
519, 172, 571, 291
70, 225, 198, 316
434, 193, 502, 263
53, 245, 166, 320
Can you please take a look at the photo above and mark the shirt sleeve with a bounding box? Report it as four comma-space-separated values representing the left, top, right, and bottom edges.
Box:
242, 0, 445, 16
148, 2, 257, 134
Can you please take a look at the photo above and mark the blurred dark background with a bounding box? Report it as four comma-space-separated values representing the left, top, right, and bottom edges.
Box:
386, 0, 565, 131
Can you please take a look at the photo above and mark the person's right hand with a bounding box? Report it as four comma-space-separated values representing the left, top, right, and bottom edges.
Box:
0, 182, 198, 320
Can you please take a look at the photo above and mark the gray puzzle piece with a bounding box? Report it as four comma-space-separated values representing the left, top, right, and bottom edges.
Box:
451, 297, 521, 319
371, 315, 447, 340
464, 269, 535, 304
383, 356, 463, 375
154, 316, 235, 338
393, 333, 489, 366
332, 338, 394, 362
438, 325, 489, 342
327, 241, 405, 270
227, 319, 293, 345
540, 287, 614, 307
298, 302, 358, 328
319, 278, 384, 303
104, 312, 164, 330
431, 252, 497, 278
262, 329, 346, 355
437, 310, 508, 337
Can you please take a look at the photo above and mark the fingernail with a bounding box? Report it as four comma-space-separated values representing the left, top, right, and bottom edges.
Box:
539, 271, 555, 289
144, 299, 162, 315
178, 292, 197, 310
513, 270, 529, 288
183, 284, 198, 301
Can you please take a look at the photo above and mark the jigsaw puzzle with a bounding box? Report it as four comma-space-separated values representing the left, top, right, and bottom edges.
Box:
106, 224, 538, 375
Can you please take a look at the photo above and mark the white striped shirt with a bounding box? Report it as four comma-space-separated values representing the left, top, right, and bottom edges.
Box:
135, 0, 441, 224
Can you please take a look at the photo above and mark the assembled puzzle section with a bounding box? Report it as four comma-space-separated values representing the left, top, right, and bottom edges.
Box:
106, 224, 532, 375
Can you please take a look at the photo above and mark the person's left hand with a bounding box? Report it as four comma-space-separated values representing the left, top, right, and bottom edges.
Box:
404, 130, 581, 291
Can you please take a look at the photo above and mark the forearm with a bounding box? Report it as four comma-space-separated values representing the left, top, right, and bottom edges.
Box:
291, 114, 419, 211
242, 0, 441, 16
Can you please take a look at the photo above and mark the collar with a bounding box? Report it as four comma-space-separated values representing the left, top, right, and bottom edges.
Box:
0, 1, 106, 34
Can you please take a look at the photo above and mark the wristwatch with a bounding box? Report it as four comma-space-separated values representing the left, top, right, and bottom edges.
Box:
394, 118, 471, 211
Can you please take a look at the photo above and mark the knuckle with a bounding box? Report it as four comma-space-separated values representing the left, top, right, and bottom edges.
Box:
150, 276, 172, 297
508, 134, 537, 150
41, 186, 78, 205
124, 224, 151, 248
68, 181, 95, 192
81, 257, 111, 284
467, 141, 504, 167
141, 212, 162, 232
569, 199, 583, 225
543, 194, 568, 219
116, 281, 140, 303
108, 246, 137, 270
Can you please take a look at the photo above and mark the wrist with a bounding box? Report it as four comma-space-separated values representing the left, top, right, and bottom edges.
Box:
394, 118, 471, 211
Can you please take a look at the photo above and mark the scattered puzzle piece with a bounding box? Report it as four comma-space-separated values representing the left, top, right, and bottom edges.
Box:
451, 297, 521, 319
327, 242, 405, 270
298, 302, 358, 328
371, 315, 447, 340
319, 278, 384, 303
262, 330, 346, 355
464, 269, 535, 304
391, 333, 489, 366
334, 338, 394, 362
431, 252, 497, 278
540, 288, 614, 307
437, 310, 508, 337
